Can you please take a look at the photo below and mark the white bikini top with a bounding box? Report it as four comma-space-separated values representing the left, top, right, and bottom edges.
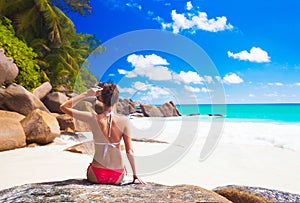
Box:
94, 111, 121, 159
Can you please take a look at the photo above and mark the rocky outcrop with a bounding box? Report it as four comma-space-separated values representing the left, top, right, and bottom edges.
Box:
0, 84, 49, 115
140, 101, 181, 117
64, 140, 95, 154
140, 104, 163, 117
0, 179, 231, 203
117, 98, 136, 115
0, 110, 25, 121
55, 113, 75, 132
43, 91, 68, 114
0, 118, 26, 151
21, 109, 60, 144
159, 102, 181, 117
0, 48, 19, 85
214, 185, 300, 203
55, 113, 91, 132
33, 82, 52, 100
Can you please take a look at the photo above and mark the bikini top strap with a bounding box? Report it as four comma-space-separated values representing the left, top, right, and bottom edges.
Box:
107, 111, 112, 138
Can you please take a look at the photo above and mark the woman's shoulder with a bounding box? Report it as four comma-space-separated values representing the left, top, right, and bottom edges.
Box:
113, 113, 129, 123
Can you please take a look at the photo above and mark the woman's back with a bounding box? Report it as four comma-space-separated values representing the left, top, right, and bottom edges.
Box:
90, 112, 128, 169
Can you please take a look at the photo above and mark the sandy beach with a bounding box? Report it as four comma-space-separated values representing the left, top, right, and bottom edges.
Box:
1, 117, 300, 194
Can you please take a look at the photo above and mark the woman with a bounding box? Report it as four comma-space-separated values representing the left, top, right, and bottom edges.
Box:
60, 83, 145, 185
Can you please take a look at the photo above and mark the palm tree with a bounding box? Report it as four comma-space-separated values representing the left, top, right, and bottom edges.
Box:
0, 0, 99, 91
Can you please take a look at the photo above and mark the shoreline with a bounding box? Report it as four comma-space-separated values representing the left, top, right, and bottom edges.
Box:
0, 119, 299, 194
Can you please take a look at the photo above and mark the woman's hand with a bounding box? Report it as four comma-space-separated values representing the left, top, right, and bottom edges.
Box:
86, 87, 102, 97
132, 175, 147, 184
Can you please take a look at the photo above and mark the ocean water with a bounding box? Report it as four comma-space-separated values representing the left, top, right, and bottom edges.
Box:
177, 103, 300, 123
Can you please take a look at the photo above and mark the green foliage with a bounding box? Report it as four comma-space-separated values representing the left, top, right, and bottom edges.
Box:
51, 0, 92, 15
0, 0, 101, 92
73, 67, 98, 93
0, 17, 42, 90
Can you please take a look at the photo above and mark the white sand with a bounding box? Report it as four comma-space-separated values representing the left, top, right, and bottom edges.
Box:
0, 118, 300, 194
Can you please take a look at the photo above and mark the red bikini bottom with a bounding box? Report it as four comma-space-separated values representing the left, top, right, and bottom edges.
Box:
87, 163, 125, 184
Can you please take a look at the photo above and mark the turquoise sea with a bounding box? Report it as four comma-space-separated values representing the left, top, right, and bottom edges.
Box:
177, 103, 300, 123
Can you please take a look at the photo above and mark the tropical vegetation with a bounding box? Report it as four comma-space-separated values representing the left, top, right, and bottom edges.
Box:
0, 0, 101, 92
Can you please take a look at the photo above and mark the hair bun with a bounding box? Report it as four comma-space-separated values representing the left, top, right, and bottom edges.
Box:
97, 83, 119, 107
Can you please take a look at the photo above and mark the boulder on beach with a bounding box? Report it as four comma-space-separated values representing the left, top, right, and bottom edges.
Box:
140, 101, 181, 117
43, 91, 68, 114
140, 104, 164, 117
0, 179, 232, 203
21, 109, 60, 144
55, 113, 91, 132
213, 185, 300, 203
0, 118, 26, 151
33, 82, 52, 100
64, 140, 94, 154
158, 102, 181, 117
0, 84, 49, 115
117, 98, 136, 115
0, 48, 19, 85
0, 110, 25, 121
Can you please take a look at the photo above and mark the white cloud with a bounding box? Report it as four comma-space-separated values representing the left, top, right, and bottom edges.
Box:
184, 85, 211, 93
118, 69, 128, 75
133, 81, 148, 90
186, 1, 193, 11
184, 85, 200, 92
228, 47, 271, 63
201, 87, 212, 93
127, 54, 169, 67
149, 86, 170, 98
215, 76, 222, 83
223, 73, 243, 84
158, 2, 233, 34
268, 82, 283, 86
248, 94, 255, 97
126, 54, 172, 81
153, 16, 164, 24
177, 70, 204, 84
125, 2, 142, 10
168, 10, 233, 34
204, 75, 213, 83
295, 83, 300, 86
125, 54, 207, 84
118, 87, 136, 94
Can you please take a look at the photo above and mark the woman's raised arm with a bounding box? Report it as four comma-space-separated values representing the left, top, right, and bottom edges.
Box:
60, 88, 101, 122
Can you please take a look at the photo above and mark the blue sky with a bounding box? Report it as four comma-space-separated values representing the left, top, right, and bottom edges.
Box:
69, 0, 300, 104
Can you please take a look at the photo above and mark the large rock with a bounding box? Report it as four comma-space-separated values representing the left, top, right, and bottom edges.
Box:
158, 101, 181, 117
140, 104, 164, 117
21, 109, 60, 144
0, 180, 231, 203
0, 118, 26, 151
33, 82, 52, 100
0, 110, 25, 121
0, 48, 19, 85
214, 185, 300, 203
140, 101, 181, 117
43, 92, 68, 113
0, 83, 49, 115
117, 98, 136, 115
55, 113, 91, 132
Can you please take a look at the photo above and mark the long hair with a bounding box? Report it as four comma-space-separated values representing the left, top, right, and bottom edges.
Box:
96, 83, 119, 107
